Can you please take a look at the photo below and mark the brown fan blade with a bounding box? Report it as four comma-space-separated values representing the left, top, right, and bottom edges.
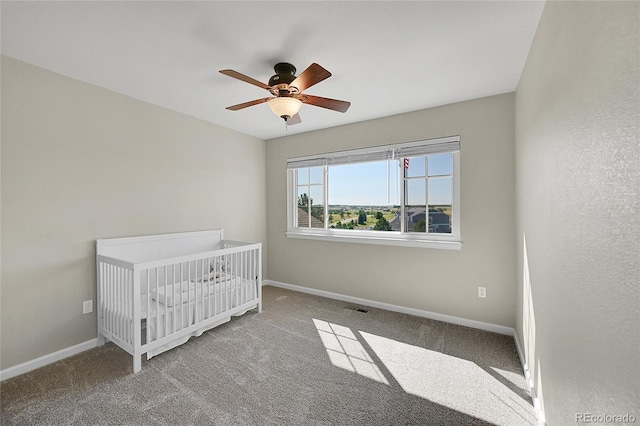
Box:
225, 97, 273, 111
287, 113, 302, 125
298, 94, 351, 113
290, 63, 331, 93
219, 69, 272, 91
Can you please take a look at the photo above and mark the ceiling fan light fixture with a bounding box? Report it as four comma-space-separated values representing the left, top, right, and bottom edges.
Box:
268, 97, 302, 121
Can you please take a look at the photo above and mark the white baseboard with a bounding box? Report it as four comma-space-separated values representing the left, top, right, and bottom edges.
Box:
0, 338, 98, 382
263, 279, 514, 335
512, 333, 547, 426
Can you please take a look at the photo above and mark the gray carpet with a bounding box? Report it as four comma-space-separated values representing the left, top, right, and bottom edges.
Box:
1, 286, 537, 425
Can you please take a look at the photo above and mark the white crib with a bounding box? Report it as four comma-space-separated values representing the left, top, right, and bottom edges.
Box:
96, 229, 262, 373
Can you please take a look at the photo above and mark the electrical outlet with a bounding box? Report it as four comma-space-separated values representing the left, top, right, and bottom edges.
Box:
478, 287, 486, 298
82, 300, 93, 314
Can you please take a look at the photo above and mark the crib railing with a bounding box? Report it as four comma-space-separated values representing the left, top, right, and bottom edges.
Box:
97, 240, 261, 372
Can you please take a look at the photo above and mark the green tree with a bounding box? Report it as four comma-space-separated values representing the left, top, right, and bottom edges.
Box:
374, 217, 392, 231
358, 210, 367, 225
375, 211, 384, 220
412, 219, 426, 232
298, 194, 313, 212
311, 206, 324, 222
298, 193, 323, 221
339, 210, 345, 219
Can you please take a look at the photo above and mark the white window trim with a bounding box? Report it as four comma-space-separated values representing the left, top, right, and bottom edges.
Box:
286, 136, 462, 250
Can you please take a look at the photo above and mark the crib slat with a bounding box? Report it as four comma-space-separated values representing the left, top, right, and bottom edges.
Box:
179, 262, 184, 330
124, 269, 128, 343
120, 267, 124, 341
162, 265, 167, 338
125, 268, 129, 342
146, 271, 150, 338
188, 260, 192, 328
238, 252, 242, 305
201, 259, 204, 321
121, 268, 126, 341
224, 254, 228, 309
155, 267, 159, 343
242, 250, 246, 304
116, 267, 121, 339
125, 269, 130, 344
214, 256, 218, 316
174, 263, 179, 332
110, 265, 114, 338
110, 265, 115, 337
122, 269, 126, 343
206, 258, 209, 319
104, 264, 109, 336
228, 254, 231, 309
207, 256, 212, 320
232, 252, 236, 306
244, 251, 247, 303
116, 266, 120, 340
240, 251, 244, 304
204, 258, 208, 317
111, 265, 115, 339
114, 265, 118, 335
202, 258, 206, 321
223, 255, 226, 312
171, 263, 175, 335
234, 252, 239, 306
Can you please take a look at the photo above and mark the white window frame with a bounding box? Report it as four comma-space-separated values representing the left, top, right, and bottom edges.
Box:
286, 136, 461, 250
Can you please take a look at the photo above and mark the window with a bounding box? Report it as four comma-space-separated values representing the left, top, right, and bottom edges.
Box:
295, 166, 324, 228
287, 136, 461, 249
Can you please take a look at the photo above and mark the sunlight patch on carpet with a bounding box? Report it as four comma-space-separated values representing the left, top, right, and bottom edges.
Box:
313, 319, 389, 385
360, 331, 538, 425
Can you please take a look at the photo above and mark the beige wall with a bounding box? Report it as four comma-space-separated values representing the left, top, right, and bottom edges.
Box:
0, 56, 267, 370
266, 93, 516, 327
515, 1, 639, 423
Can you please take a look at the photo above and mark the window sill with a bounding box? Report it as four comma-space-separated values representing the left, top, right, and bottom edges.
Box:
286, 230, 462, 250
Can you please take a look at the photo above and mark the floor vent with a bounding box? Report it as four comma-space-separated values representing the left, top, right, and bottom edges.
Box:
356, 308, 369, 313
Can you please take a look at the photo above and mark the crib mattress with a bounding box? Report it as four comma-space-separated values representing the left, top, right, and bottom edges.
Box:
103, 276, 256, 323
151, 275, 254, 307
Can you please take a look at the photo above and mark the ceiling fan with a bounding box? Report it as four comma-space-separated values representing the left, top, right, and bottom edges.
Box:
220, 62, 351, 125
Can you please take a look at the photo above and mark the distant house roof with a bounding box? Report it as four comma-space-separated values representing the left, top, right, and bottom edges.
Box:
298, 208, 324, 228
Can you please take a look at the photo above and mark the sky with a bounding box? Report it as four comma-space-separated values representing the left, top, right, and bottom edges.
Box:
316, 154, 453, 206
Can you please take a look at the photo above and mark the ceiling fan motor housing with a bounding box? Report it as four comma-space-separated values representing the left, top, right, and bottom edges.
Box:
269, 63, 298, 91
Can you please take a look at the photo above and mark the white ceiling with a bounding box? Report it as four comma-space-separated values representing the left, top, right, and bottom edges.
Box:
1, 1, 545, 141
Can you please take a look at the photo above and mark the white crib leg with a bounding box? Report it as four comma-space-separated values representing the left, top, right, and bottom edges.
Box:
97, 334, 106, 346
133, 355, 142, 373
